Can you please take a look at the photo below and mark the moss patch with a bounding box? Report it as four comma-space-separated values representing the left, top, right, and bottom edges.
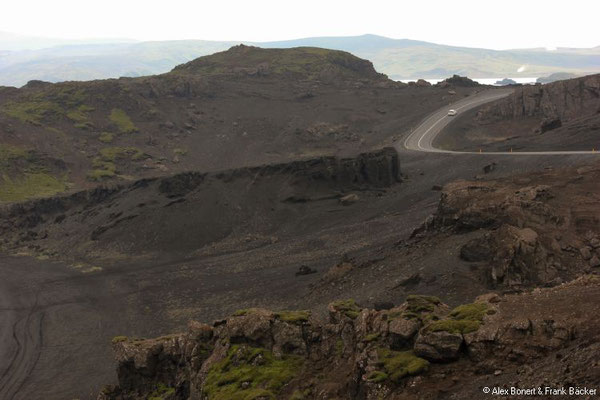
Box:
1, 86, 91, 126
232, 308, 263, 317
376, 348, 429, 383
363, 332, 381, 343
87, 147, 145, 181
405, 295, 441, 313
98, 132, 115, 143
330, 299, 362, 319
202, 344, 303, 400
109, 108, 138, 134
425, 302, 491, 334
0, 171, 67, 202
274, 310, 310, 324
148, 383, 175, 400
99, 146, 144, 162
0, 144, 68, 202
111, 335, 128, 344
1, 100, 62, 125
366, 370, 389, 383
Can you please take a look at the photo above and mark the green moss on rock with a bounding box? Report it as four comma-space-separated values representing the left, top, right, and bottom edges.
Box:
99, 146, 144, 162
376, 348, 429, 382
330, 299, 362, 319
405, 295, 441, 314
366, 370, 388, 383
202, 344, 303, 400
0, 171, 67, 202
274, 310, 310, 324
98, 132, 115, 143
109, 108, 138, 134
425, 302, 490, 334
1, 100, 62, 125
111, 335, 128, 344
148, 383, 175, 400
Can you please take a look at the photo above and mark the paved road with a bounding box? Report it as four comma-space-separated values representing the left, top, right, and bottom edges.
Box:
403, 88, 600, 155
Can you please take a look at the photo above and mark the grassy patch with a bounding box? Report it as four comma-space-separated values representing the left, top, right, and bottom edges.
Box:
109, 108, 138, 134
148, 383, 175, 400
405, 295, 441, 313
449, 302, 490, 320
0, 171, 67, 202
68, 104, 95, 130
376, 348, 429, 383
1, 86, 92, 127
111, 335, 128, 344
173, 148, 187, 156
366, 370, 389, 383
1, 100, 62, 125
425, 302, 491, 334
99, 146, 144, 162
232, 308, 263, 317
202, 344, 303, 400
330, 299, 362, 319
335, 339, 344, 357
363, 332, 381, 343
98, 132, 115, 143
274, 310, 310, 324
87, 147, 145, 181
0, 144, 30, 166
0, 145, 68, 202
87, 158, 116, 181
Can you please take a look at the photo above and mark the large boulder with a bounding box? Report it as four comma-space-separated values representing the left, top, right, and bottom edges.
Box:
414, 330, 463, 362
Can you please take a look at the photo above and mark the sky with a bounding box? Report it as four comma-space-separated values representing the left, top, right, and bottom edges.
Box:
1, 0, 599, 50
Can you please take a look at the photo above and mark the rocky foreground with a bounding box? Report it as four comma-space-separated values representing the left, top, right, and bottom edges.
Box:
98, 275, 600, 400
97, 161, 600, 399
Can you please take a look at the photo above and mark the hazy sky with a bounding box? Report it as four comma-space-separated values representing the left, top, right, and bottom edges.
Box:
2, 0, 599, 49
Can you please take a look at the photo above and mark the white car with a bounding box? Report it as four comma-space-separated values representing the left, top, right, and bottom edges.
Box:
447, 109, 457, 116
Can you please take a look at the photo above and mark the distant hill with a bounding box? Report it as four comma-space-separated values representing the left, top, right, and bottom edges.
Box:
0, 34, 599, 87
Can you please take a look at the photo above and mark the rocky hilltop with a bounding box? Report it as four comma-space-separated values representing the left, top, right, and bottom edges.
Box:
99, 276, 600, 400
0, 45, 479, 203
172, 45, 389, 84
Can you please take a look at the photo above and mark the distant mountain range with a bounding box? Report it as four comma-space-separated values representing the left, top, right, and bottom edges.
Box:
0, 33, 598, 87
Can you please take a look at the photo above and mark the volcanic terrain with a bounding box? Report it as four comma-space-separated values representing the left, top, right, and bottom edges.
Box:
1, 46, 599, 400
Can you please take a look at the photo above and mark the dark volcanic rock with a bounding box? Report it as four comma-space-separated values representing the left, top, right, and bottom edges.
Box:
439, 74, 480, 87
478, 74, 600, 122
536, 117, 562, 133
295, 265, 317, 276
414, 330, 463, 362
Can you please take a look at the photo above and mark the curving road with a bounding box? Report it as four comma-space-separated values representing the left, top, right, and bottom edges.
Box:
403, 88, 600, 155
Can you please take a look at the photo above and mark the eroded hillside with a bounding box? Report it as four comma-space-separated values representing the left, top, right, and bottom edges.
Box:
0, 45, 480, 203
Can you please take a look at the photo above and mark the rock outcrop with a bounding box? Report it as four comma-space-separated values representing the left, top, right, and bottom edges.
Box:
99, 276, 600, 399
413, 163, 600, 288
437, 74, 480, 87
477, 73, 600, 124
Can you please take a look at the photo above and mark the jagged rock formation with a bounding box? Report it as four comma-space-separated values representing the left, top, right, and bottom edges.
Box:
411, 163, 600, 289
98, 276, 600, 399
477, 73, 600, 126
